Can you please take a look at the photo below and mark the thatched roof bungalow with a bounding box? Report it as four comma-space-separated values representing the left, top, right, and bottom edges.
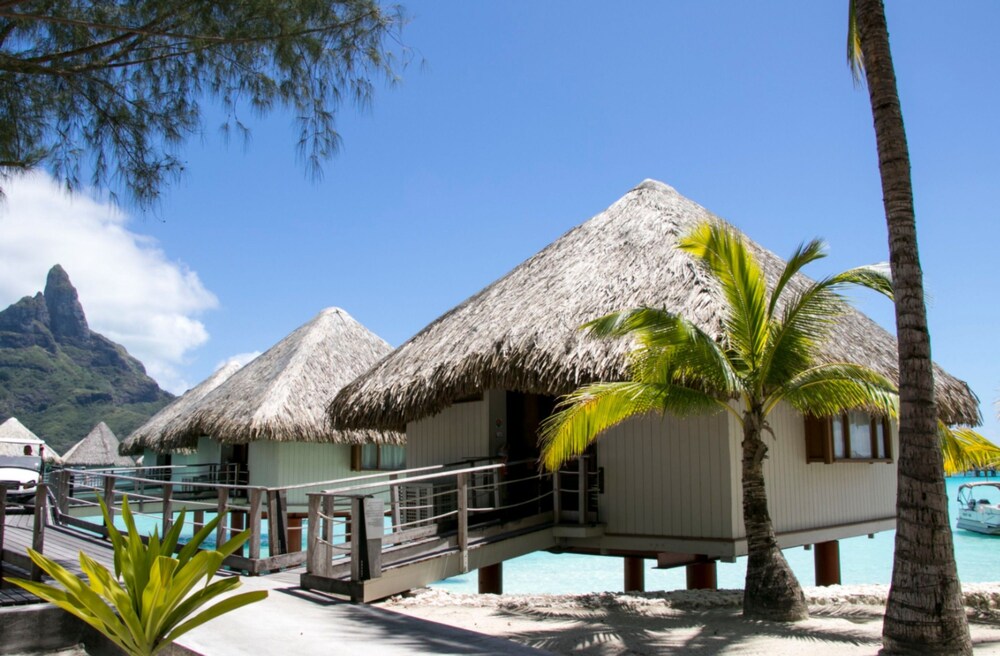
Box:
124, 308, 402, 505
63, 422, 135, 468
327, 179, 980, 577
0, 417, 63, 464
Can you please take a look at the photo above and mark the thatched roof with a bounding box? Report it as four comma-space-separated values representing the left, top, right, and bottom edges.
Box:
63, 422, 135, 467
0, 417, 63, 464
330, 179, 981, 431
120, 361, 242, 455
125, 308, 402, 454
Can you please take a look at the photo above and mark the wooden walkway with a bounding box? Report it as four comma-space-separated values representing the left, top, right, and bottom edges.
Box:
1, 511, 117, 606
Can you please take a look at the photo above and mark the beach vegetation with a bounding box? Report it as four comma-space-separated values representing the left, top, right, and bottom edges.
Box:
4, 496, 266, 656
848, 1, 973, 651
540, 219, 898, 622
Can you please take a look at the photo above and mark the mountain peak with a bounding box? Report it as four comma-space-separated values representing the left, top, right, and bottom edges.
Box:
44, 264, 89, 343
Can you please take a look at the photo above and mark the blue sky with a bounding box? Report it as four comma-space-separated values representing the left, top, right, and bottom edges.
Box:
1, 2, 997, 438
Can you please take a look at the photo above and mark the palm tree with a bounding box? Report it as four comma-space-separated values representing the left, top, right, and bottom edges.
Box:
940, 424, 1000, 476
540, 220, 898, 622
847, 2, 973, 652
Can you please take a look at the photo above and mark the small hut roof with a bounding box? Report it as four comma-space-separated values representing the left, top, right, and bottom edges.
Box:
120, 361, 242, 455
330, 179, 981, 431
63, 422, 135, 467
0, 417, 64, 464
177, 308, 402, 448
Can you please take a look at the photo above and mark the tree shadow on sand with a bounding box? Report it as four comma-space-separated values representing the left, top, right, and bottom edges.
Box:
490, 601, 1000, 655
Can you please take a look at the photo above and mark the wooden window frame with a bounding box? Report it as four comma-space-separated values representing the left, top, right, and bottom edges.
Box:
804, 413, 892, 464
350, 444, 405, 472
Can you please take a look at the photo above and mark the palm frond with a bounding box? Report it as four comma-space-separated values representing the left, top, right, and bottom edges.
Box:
767, 238, 827, 319
847, 0, 865, 83
539, 381, 726, 470
771, 362, 898, 418
940, 424, 1000, 475
679, 222, 768, 373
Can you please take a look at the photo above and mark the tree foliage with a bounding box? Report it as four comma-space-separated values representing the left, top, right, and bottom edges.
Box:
0, 0, 405, 204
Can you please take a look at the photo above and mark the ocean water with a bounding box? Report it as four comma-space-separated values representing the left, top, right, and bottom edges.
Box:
431, 475, 999, 594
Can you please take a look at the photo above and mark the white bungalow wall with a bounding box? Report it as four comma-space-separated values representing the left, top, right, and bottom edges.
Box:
405, 393, 495, 468
169, 437, 221, 467
596, 411, 737, 540
247, 441, 354, 509
727, 401, 898, 545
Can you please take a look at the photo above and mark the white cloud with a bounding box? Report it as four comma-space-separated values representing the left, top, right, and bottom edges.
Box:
216, 351, 262, 370
0, 172, 218, 394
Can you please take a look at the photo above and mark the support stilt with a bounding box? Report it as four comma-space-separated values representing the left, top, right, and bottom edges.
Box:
624, 556, 645, 592
685, 558, 717, 590
479, 563, 503, 595
814, 540, 841, 586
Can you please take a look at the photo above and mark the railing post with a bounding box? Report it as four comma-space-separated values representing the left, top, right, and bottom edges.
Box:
161, 482, 173, 538
457, 472, 469, 574
55, 470, 70, 517
306, 494, 320, 575
216, 487, 229, 548
322, 495, 335, 577
267, 489, 288, 556
552, 468, 561, 524
577, 457, 586, 525
350, 495, 383, 586
248, 488, 263, 561
103, 475, 116, 529
389, 473, 401, 532
31, 483, 47, 582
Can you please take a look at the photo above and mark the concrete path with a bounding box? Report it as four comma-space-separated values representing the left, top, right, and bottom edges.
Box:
175, 573, 549, 656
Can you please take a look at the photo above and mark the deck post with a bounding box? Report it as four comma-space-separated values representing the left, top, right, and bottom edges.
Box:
457, 472, 469, 573
193, 509, 205, 533
267, 489, 288, 556
577, 457, 586, 524
102, 476, 116, 529
814, 540, 841, 586
478, 563, 502, 595
685, 557, 718, 590
350, 495, 383, 586
552, 469, 561, 523
287, 514, 304, 553
322, 496, 335, 576
160, 482, 173, 539
54, 470, 70, 517
30, 483, 47, 582
247, 488, 263, 561
624, 556, 645, 592
215, 487, 229, 549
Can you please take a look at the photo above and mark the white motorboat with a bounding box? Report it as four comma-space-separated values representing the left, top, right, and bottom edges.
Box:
956, 481, 1000, 535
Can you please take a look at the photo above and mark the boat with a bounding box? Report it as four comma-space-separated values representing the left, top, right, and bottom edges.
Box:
956, 481, 1000, 535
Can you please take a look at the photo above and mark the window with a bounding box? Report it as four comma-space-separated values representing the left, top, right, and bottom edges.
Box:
351, 444, 406, 471
804, 413, 892, 464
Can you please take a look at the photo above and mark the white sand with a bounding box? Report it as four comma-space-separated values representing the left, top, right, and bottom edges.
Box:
380, 583, 1000, 655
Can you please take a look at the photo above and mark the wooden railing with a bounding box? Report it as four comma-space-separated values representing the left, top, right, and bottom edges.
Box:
304, 456, 599, 597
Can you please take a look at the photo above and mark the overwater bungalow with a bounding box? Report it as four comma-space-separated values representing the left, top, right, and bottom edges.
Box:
121, 307, 403, 508
62, 422, 135, 468
327, 180, 980, 594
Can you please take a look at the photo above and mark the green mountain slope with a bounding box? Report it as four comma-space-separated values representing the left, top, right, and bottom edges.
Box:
0, 265, 174, 454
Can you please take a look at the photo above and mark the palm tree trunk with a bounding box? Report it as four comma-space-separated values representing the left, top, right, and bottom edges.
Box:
853, 1, 971, 653
741, 407, 808, 621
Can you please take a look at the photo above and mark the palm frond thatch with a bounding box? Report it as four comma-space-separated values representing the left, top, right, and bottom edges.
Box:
120, 361, 242, 456
329, 180, 980, 431
62, 422, 135, 467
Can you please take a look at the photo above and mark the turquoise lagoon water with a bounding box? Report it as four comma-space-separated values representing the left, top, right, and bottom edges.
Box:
431, 475, 999, 594
84, 476, 996, 593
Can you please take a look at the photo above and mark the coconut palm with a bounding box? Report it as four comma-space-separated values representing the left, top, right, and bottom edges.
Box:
540, 220, 898, 622
940, 424, 1000, 476
848, 1, 973, 652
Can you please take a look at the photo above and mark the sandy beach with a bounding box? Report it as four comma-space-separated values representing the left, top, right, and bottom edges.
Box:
380, 584, 1000, 655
